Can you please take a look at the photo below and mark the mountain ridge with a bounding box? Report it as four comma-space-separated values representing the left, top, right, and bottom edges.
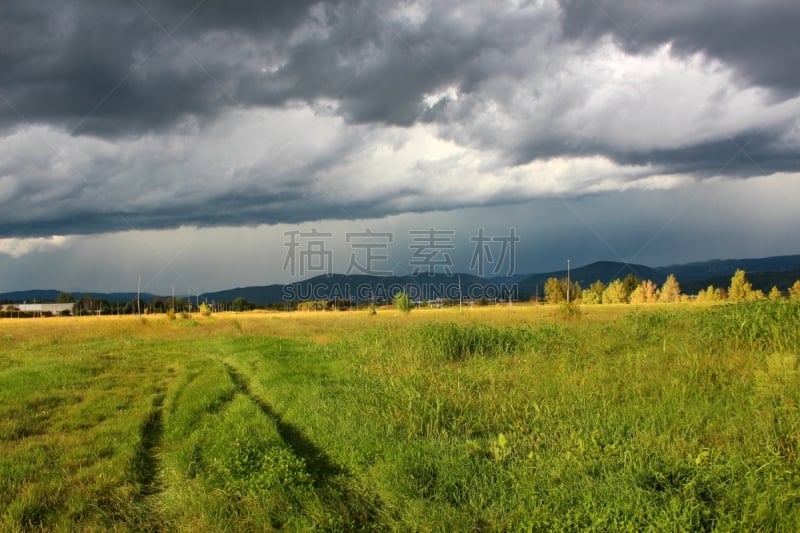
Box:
3, 254, 800, 304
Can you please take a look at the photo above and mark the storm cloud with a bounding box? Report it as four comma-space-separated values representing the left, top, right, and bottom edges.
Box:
1, 0, 799, 241
559, 0, 800, 94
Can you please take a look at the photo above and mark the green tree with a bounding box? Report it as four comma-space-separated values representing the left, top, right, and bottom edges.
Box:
231, 297, 251, 312
621, 274, 641, 301
659, 274, 681, 303
568, 280, 582, 303
393, 292, 412, 314
150, 298, 166, 314
56, 292, 74, 303
75, 295, 95, 315
728, 269, 752, 302
544, 277, 565, 304
96, 299, 111, 315
602, 279, 627, 304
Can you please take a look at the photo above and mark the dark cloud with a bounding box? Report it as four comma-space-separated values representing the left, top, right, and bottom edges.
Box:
559, 0, 800, 95
0, 0, 546, 134
1, 0, 799, 242
510, 131, 800, 177
0, 0, 324, 134
613, 133, 800, 176
0, 188, 412, 239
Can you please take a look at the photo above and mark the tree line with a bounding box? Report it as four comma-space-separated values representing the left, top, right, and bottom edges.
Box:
542, 269, 800, 305
4, 269, 799, 318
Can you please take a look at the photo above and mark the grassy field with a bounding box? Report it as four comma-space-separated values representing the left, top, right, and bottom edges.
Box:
1, 302, 799, 531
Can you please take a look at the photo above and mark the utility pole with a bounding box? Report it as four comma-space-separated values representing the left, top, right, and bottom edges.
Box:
567, 259, 571, 304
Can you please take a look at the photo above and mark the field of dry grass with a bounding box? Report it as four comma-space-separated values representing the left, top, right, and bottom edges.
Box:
1, 301, 798, 530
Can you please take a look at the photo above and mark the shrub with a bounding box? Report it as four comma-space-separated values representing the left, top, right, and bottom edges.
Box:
558, 301, 582, 320
394, 292, 412, 314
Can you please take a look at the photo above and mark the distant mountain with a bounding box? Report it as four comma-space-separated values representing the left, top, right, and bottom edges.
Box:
3, 254, 800, 305
201, 273, 496, 305
655, 255, 800, 282
680, 268, 800, 295
198, 284, 285, 306
0, 289, 63, 303
0, 290, 157, 304
200, 264, 666, 305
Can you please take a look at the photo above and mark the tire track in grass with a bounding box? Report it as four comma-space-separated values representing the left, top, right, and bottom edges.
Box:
166, 368, 197, 416
222, 362, 385, 529
223, 363, 343, 482
130, 391, 165, 497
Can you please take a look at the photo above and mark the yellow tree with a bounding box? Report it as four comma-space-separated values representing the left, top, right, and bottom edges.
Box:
749, 289, 766, 301
790, 280, 800, 301
702, 285, 722, 302
629, 285, 646, 304
582, 280, 605, 304
602, 279, 627, 304
630, 280, 659, 303
769, 286, 783, 301
659, 274, 681, 303
728, 269, 752, 302
544, 277, 566, 304
643, 280, 659, 303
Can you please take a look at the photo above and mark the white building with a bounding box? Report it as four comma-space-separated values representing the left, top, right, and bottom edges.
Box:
5, 303, 74, 316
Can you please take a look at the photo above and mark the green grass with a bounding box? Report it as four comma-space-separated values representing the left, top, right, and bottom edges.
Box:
0, 303, 799, 530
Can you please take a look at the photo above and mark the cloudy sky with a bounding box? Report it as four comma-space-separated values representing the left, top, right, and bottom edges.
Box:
1, 0, 799, 294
